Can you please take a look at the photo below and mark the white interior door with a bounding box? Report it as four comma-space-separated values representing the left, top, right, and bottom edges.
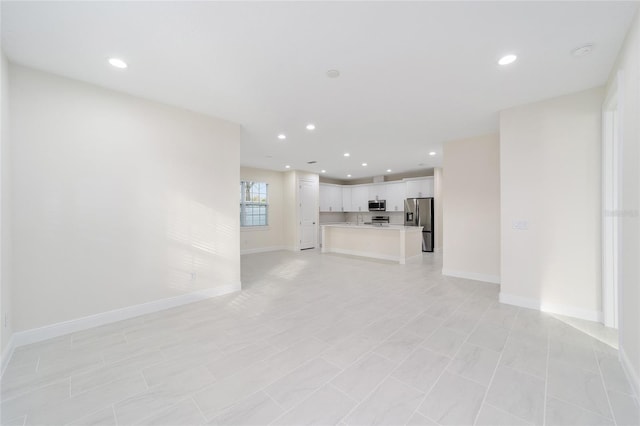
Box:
299, 180, 317, 250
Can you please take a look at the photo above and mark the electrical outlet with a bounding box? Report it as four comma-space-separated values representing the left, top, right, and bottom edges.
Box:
190, 272, 197, 281
512, 220, 529, 231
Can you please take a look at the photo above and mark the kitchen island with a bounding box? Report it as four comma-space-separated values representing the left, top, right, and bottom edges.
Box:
321, 224, 423, 264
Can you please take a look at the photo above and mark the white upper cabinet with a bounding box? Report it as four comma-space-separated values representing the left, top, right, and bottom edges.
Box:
405, 177, 434, 198
385, 182, 406, 212
368, 183, 387, 201
321, 177, 432, 213
342, 187, 352, 212
350, 186, 369, 212
319, 184, 343, 212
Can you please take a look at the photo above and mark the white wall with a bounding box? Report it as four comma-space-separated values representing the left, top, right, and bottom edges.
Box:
500, 87, 604, 321
606, 11, 640, 397
442, 134, 501, 283
1, 51, 12, 358
240, 167, 285, 254
433, 167, 443, 251
9, 65, 241, 332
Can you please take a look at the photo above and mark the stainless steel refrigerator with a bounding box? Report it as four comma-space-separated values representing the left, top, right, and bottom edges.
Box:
404, 198, 434, 252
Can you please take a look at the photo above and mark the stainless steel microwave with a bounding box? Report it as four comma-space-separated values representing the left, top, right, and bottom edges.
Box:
368, 200, 386, 211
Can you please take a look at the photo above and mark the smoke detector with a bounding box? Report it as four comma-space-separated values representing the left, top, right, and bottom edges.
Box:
326, 69, 340, 78
572, 44, 594, 57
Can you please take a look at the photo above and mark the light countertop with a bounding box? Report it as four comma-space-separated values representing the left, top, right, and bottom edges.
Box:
321, 223, 423, 232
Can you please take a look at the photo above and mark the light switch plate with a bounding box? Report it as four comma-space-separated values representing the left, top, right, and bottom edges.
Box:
512, 220, 528, 230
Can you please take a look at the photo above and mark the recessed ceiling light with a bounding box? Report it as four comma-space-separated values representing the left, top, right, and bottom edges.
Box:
347, 174, 352, 178
344, 153, 350, 157
572, 44, 594, 57
108, 58, 127, 69
285, 165, 290, 169
326, 69, 340, 78
498, 54, 517, 66
321, 170, 326, 173
429, 151, 436, 156
277, 134, 286, 140
387, 169, 392, 173
361, 163, 367, 167
306, 124, 316, 130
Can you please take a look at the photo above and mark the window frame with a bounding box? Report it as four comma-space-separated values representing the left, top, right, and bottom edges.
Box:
240, 180, 269, 228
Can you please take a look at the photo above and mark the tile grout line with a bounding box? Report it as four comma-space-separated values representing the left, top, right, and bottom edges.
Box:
190, 395, 209, 423
349, 288, 494, 425
264, 302, 437, 426
595, 347, 618, 425
265, 361, 355, 425
111, 404, 118, 426
484, 402, 534, 425
548, 393, 619, 422
543, 332, 550, 426
402, 289, 496, 424
471, 308, 520, 426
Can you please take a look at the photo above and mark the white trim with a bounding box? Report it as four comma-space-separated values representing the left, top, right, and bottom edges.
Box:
602, 70, 623, 329
2, 282, 241, 368
404, 253, 424, 264
499, 292, 603, 323
240, 226, 271, 232
442, 269, 500, 284
241, 246, 287, 255
324, 248, 400, 263
619, 346, 640, 399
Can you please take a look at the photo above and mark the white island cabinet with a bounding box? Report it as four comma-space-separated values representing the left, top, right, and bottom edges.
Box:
321, 224, 423, 264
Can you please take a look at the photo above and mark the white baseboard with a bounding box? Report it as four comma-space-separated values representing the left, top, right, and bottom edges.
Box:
403, 253, 424, 264
499, 292, 604, 323
619, 345, 640, 399
324, 248, 400, 263
442, 269, 501, 284
1, 282, 241, 371
1, 334, 16, 376
241, 246, 286, 255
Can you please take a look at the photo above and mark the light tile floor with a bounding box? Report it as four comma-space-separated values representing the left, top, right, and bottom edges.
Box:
1, 250, 638, 425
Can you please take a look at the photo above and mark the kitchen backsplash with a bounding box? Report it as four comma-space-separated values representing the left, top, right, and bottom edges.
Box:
319, 212, 347, 224
344, 212, 404, 225
319, 211, 405, 225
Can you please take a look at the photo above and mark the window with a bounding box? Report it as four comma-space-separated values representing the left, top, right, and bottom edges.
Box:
240, 181, 269, 227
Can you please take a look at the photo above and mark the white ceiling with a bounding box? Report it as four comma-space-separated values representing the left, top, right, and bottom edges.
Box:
2, 1, 638, 180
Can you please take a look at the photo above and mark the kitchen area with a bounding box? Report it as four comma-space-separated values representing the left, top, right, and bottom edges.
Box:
319, 175, 438, 264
